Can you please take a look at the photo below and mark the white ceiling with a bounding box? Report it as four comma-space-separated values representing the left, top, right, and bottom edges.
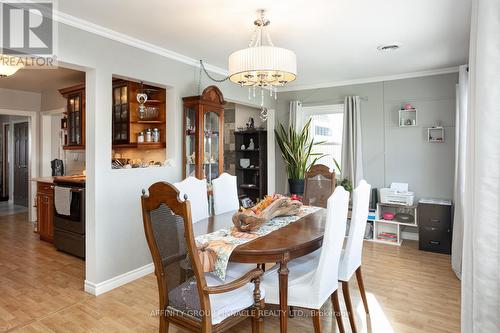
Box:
0, 67, 84, 93
58, 0, 471, 89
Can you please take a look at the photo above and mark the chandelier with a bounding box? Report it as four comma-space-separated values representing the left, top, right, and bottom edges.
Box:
198, 10, 296, 121
0, 55, 24, 78
228, 10, 297, 92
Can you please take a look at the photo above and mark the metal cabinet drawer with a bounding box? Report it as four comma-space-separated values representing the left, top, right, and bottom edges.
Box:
419, 225, 452, 254
418, 204, 451, 229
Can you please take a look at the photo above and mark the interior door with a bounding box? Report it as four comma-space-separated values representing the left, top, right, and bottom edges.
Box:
14, 122, 29, 207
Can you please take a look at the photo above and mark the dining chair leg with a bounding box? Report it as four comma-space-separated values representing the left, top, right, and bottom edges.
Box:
355, 266, 370, 314
342, 281, 357, 333
312, 309, 322, 333
159, 315, 169, 333
252, 277, 263, 333
331, 290, 345, 333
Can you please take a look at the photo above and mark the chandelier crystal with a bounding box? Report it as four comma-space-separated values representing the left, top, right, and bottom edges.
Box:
228, 10, 297, 89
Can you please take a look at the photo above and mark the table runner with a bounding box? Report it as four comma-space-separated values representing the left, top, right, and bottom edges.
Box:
195, 205, 321, 280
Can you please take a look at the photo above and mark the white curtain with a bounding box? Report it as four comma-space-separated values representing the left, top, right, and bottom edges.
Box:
451, 65, 469, 279
341, 96, 364, 186
461, 0, 500, 332
289, 100, 303, 131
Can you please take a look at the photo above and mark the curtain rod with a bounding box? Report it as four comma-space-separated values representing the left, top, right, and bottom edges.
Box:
301, 96, 368, 107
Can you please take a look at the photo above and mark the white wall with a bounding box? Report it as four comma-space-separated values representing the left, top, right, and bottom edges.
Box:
53, 21, 276, 291
277, 73, 458, 200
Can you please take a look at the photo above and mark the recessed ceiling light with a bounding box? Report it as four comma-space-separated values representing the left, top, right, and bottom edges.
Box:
377, 44, 400, 52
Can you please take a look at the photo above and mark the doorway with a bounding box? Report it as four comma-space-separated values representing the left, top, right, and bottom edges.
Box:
13, 121, 29, 207
1, 123, 9, 201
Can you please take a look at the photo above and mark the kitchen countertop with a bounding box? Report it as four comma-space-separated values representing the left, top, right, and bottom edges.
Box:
32, 177, 55, 183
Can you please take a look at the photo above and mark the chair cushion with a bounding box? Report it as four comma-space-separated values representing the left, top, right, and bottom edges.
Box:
169, 273, 265, 325
224, 263, 258, 280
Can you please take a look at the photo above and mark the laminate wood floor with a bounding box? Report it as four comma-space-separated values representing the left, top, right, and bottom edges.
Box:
1, 213, 460, 333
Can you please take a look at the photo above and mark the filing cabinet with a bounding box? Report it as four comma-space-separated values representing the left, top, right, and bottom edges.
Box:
418, 199, 453, 254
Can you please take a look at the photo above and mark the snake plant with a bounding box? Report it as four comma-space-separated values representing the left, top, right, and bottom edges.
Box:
275, 118, 326, 180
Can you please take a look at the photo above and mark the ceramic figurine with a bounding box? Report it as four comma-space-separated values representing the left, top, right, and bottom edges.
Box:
248, 138, 255, 150
241, 144, 246, 150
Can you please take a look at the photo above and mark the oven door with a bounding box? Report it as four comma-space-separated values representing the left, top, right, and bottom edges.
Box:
54, 187, 85, 235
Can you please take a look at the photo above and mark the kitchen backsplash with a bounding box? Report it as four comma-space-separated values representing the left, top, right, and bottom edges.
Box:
64, 151, 86, 175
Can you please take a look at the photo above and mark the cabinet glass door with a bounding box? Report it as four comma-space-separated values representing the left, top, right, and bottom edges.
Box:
112, 85, 129, 143
185, 107, 196, 177
203, 111, 220, 183
67, 92, 82, 145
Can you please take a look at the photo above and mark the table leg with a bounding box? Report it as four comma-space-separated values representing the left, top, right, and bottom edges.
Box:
279, 260, 289, 333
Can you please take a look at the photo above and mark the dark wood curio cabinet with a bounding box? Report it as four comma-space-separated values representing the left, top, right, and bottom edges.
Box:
182, 86, 225, 182
59, 84, 85, 150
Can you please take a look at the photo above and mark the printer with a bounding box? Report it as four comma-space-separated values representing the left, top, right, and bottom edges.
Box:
379, 182, 415, 206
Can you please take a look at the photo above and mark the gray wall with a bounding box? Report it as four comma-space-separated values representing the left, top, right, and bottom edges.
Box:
276, 73, 458, 200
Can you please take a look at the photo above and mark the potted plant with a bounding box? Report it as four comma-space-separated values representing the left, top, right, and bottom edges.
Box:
275, 118, 326, 195
333, 158, 353, 192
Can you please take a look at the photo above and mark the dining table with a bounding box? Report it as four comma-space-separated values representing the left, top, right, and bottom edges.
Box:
194, 207, 327, 333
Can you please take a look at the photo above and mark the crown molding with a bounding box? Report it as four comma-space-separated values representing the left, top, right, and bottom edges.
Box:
52, 10, 229, 76
279, 66, 460, 92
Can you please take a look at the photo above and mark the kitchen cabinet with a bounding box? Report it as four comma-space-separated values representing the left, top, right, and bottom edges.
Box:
59, 84, 86, 150
36, 181, 54, 243
111, 79, 166, 149
182, 86, 225, 182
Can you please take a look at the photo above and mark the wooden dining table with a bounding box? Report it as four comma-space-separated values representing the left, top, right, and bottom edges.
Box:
194, 208, 327, 333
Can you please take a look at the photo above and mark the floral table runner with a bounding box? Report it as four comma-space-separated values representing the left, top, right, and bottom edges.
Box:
195, 205, 321, 280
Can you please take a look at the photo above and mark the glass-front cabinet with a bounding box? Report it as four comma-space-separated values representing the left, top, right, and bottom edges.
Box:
59, 84, 85, 149
182, 86, 225, 183
112, 82, 130, 144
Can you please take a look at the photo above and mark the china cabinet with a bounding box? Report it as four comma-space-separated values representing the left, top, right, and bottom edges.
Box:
59, 84, 85, 150
182, 86, 225, 182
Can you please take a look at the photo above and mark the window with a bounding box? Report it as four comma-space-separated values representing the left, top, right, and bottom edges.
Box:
302, 104, 344, 173
315, 126, 331, 136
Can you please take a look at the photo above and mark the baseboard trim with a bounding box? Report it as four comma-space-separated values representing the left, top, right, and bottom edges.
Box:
401, 231, 419, 241
84, 263, 154, 296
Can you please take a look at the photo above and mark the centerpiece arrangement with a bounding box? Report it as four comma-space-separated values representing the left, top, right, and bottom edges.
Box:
232, 194, 303, 231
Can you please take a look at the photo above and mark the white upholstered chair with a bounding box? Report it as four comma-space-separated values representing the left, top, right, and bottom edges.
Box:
338, 179, 371, 333
212, 173, 239, 215
262, 186, 350, 333
173, 177, 209, 223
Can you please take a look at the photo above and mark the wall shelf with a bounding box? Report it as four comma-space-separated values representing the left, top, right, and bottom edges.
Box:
427, 126, 445, 142
398, 108, 418, 127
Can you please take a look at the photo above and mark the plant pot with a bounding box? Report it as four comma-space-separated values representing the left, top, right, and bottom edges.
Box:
288, 179, 305, 195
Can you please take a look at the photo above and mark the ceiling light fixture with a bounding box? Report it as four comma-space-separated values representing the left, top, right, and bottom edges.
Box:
198, 10, 296, 121
0, 55, 24, 78
377, 44, 400, 52
228, 9, 297, 100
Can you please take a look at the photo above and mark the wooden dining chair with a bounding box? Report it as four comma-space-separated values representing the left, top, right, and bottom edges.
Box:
141, 182, 265, 333
173, 176, 209, 223
262, 186, 350, 333
212, 173, 239, 215
303, 164, 336, 208
338, 180, 371, 333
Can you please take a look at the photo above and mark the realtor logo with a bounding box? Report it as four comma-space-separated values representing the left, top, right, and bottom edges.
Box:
1, 1, 54, 55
